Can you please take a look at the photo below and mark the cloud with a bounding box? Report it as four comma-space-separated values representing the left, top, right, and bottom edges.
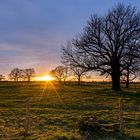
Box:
0, 31, 65, 75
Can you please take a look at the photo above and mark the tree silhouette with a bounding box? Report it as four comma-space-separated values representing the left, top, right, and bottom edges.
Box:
71, 67, 87, 85
50, 65, 67, 83
0, 74, 5, 81
121, 40, 140, 88
24, 68, 36, 82
8, 68, 22, 81
62, 4, 140, 91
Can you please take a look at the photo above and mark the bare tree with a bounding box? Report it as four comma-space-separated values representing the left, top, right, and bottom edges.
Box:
121, 71, 140, 88
121, 40, 140, 88
8, 68, 22, 81
62, 4, 140, 91
23, 68, 36, 82
0, 74, 5, 81
50, 65, 68, 83
61, 42, 88, 85
71, 67, 87, 85
62, 66, 68, 84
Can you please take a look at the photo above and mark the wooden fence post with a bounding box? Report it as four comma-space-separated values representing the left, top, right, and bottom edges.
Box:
25, 99, 30, 135
119, 99, 124, 132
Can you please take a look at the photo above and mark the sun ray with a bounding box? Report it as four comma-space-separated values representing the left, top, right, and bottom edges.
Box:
38, 79, 63, 104
36, 75, 63, 104
48, 80, 63, 103
39, 80, 48, 101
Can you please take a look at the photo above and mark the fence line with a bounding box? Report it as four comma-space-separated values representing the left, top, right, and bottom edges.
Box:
25, 99, 30, 136
119, 98, 140, 133
22, 98, 139, 135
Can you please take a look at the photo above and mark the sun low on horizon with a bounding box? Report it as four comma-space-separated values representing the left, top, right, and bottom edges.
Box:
35, 75, 54, 81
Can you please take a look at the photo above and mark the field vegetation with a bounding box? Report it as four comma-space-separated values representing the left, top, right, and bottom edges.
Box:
0, 82, 139, 139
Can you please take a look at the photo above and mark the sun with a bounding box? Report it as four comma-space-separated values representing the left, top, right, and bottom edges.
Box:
35, 75, 54, 81
42, 75, 53, 81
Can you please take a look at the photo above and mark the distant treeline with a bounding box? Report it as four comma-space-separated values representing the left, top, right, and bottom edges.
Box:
0, 68, 35, 82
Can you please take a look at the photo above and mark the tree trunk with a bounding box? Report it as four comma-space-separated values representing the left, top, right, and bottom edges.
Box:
78, 75, 81, 85
28, 77, 30, 82
125, 71, 129, 88
63, 78, 66, 84
16, 77, 19, 82
111, 64, 121, 91
59, 79, 61, 83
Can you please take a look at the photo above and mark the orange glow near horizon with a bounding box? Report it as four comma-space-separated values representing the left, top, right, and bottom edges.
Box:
35, 75, 54, 81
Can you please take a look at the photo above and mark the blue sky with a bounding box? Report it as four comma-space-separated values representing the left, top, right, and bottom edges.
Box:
0, 0, 140, 76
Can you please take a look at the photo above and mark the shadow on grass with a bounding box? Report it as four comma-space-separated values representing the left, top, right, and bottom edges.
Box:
90, 88, 140, 100
82, 129, 140, 140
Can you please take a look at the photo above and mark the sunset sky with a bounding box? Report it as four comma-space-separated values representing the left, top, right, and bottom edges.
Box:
0, 0, 140, 77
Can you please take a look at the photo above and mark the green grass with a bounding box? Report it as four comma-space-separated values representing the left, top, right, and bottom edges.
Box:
0, 82, 139, 139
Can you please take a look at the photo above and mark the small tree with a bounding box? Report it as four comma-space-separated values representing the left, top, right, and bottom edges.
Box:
8, 68, 22, 81
0, 74, 5, 81
121, 71, 140, 88
62, 66, 68, 83
121, 40, 140, 88
71, 67, 87, 85
23, 68, 36, 82
50, 65, 67, 83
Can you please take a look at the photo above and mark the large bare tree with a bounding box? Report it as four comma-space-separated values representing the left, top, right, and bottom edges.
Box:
62, 4, 140, 91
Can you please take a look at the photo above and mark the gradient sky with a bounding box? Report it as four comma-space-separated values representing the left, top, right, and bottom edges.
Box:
0, 0, 140, 77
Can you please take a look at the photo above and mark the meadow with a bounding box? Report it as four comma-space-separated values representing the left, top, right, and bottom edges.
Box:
0, 82, 139, 140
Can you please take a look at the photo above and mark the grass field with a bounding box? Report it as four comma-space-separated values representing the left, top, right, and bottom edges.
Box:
0, 82, 139, 140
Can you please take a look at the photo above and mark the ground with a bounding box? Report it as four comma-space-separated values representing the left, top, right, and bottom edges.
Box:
0, 82, 139, 140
